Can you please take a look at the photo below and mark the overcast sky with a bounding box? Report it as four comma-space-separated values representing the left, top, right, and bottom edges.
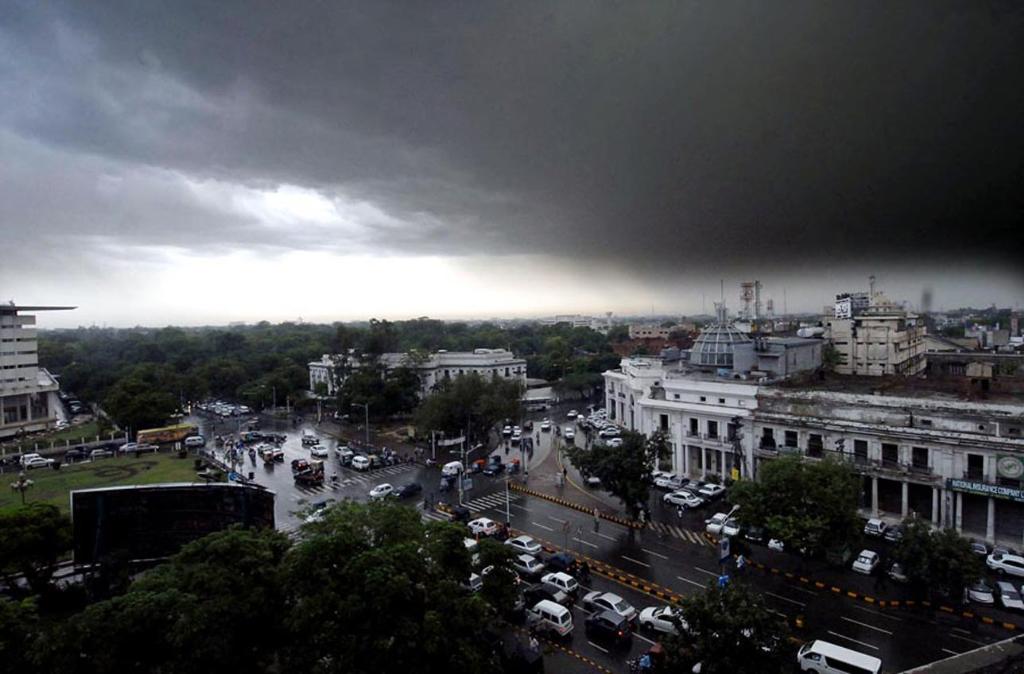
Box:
2, 1, 1022, 328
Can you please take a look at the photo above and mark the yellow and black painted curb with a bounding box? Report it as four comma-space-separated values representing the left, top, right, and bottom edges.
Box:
513, 626, 613, 674
509, 481, 644, 529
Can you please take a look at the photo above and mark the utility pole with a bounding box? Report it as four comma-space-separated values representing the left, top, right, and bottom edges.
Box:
351, 402, 370, 447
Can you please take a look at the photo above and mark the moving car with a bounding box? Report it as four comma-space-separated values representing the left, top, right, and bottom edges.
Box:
797, 640, 881, 674
697, 483, 726, 500
540, 571, 579, 598
863, 518, 888, 537
768, 538, 785, 552
523, 583, 571, 608
23, 456, 54, 469
721, 518, 741, 538
966, 581, 995, 605
705, 513, 730, 536
351, 455, 371, 471
567, 410, 578, 419
64, 448, 87, 461
310, 445, 330, 458
664, 490, 703, 509
368, 483, 394, 500
540, 420, 552, 431
544, 552, 579, 575
584, 610, 632, 647
395, 482, 422, 498
888, 562, 909, 583
512, 554, 546, 579
526, 599, 573, 638
996, 581, 1024, 611
468, 517, 501, 537
639, 606, 687, 635
90, 448, 113, 460
563, 427, 575, 441
506, 535, 542, 555
582, 591, 637, 625
744, 525, 766, 543
987, 551, 1024, 578
851, 550, 880, 575
442, 461, 464, 477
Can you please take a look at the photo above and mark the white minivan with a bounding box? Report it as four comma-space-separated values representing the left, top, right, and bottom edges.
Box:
797, 640, 881, 674
442, 461, 464, 477
527, 599, 573, 638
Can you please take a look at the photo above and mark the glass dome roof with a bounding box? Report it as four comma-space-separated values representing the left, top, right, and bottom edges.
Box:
690, 303, 751, 369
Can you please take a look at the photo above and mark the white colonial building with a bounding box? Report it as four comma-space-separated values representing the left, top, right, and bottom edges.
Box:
1, 303, 74, 441
309, 348, 527, 397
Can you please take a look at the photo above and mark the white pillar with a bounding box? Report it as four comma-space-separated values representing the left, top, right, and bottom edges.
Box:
955, 493, 963, 533
871, 477, 879, 517
901, 482, 909, 518
987, 497, 996, 544
932, 488, 940, 525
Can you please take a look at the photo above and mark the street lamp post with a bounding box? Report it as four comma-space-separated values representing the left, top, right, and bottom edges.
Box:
351, 402, 370, 447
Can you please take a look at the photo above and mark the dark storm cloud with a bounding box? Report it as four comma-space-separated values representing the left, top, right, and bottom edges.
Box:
2, 1, 1023, 277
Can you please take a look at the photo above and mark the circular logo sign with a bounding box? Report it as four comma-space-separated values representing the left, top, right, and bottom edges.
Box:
997, 456, 1024, 480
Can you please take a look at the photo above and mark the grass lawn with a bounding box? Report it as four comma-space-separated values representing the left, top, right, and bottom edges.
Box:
1, 451, 216, 513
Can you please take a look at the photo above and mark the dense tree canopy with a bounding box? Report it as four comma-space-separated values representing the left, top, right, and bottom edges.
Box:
413, 373, 523, 446
0, 503, 72, 595
891, 517, 983, 600
564, 431, 668, 518
729, 456, 861, 555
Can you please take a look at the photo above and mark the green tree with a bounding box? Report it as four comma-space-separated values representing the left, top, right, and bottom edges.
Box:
283, 501, 509, 674
103, 364, 179, 435
892, 518, 983, 600
413, 372, 522, 447
564, 431, 668, 518
0, 597, 39, 672
0, 503, 72, 595
661, 581, 789, 674
730, 456, 860, 555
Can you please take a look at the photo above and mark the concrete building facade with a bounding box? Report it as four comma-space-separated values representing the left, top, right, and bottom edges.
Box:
825, 298, 926, 376
309, 348, 527, 397
0, 304, 73, 441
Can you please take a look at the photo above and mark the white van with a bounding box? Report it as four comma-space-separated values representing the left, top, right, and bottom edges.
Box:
797, 640, 881, 674
442, 461, 464, 477
351, 455, 371, 471
184, 435, 205, 448
463, 538, 481, 567
527, 599, 573, 638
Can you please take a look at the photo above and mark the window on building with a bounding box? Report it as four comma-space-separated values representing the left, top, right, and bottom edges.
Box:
689, 418, 699, 436
761, 428, 775, 448
882, 443, 898, 467
700, 396, 707, 402
807, 434, 823, 458
967, 454, 984, 481
707, 420, 718, 439
718, 398, 725, 404
673, 394, 680, 400
919, 419, 932, 427
505, 367, 510, 376
1010, 427, 1021, 436
854, 439, 868, 464
784, 430, 798, 448
659, 414, 669, 432
911, 447, 929, 470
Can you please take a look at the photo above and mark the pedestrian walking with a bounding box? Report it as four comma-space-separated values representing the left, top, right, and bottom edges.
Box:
562, 466, 567, 479
529, 635, 539, 652
593, 507, 600, 532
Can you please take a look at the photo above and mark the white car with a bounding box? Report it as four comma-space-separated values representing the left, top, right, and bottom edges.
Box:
988, 552, 1024, 578
598, 427, 621, 438
606, 438, 623, 448
541, 571, 579, 596
23, 456, 54, 469
368, 483, 394, 500
654, 473, 682, 490
705, 513, 729, 536
468, 517, 500, 537
351, 455, 371, 471
863, 518, 888, 537
697, 483, 726, 500
721, 518, 741, 538
512, 554, 545, 579
664, 490, 703, 509
582, 591, 637, 624
564, 427, 575, 440
310, 445, 330, 458
502, 425, 513, 436
639, 606, 687, 635
967, 581, 995, 605
540, 420, 552, 431
567, 410, 578, 419
768, 538, 785, 552
506, 535, 542, 555
996, 581, 1024, 610
851, 550, 880, 575
577, 415, 586, 424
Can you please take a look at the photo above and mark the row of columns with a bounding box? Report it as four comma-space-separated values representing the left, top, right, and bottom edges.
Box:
869, 476, 1004, 544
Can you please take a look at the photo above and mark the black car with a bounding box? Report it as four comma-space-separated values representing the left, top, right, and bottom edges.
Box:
523, 583, 571, 608
584, 610, 632, 647
64, 448, 88, 461
545, 552, 579, 575
483, 458, 504, 476
884, 525, 905, 543
448, 505, 471, 524
396, 482, 423, 498
743, 525, 766, 544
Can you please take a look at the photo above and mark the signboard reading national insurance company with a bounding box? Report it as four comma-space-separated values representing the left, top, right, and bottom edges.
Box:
946, 479, 1024, 504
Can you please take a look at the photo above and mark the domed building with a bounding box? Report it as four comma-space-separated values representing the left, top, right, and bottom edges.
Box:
689, 303, 751, 370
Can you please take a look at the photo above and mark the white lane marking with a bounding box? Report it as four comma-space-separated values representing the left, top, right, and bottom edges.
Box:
839, 616, 893, 636
826, 631, 879, 651
949, 632, 985, 646
788, 584, 819, 597
676, 575, 705, 589
587, 641, 609, 654
642, 548, 669, 560
634, 631, 657, 646
765, 591, 805, 608
509, 503, 529, 511
597, 532, 617, 541
693, 566, 718, 577
548, 515, 569, 524
573, 537, 599, 549
850, 604, 902, 622
942, 649, 959, 656
621, 555, 651, 568
532, 522, 555, 532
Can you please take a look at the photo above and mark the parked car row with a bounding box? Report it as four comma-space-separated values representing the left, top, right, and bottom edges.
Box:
195, 400, 252, 418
